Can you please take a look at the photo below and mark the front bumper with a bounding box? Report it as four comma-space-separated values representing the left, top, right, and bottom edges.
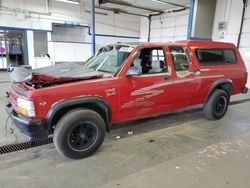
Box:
6, 104, 48, 140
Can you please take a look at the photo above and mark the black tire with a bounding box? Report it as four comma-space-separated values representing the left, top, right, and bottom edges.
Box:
204, 89, 229, 120
53, 109, 106, 159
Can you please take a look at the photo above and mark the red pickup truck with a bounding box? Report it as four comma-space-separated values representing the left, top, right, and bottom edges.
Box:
6, 40, 248, 159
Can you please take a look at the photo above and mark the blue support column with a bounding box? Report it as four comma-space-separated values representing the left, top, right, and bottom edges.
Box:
187, 0, 195, 39
24, 30, 29, 65
91, 0, 96, 55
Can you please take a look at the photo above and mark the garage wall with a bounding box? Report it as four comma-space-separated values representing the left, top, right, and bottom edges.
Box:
141, 9, 189, 42
212, 0, 243, 44
0, 0, 141, 37
241, 1, 250, 87
0, 0, 140, 68
212, 0, 250, 87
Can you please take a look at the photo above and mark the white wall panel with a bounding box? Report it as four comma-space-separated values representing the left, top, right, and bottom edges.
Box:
241, 2, 250, 87
162, 37, 175, 42
89, 12, 141, 38
51, 27, 87, 43
95, 36, 139, 46
245, 4, 250, 18
0, 0, 141, 67
240, 0, 250, 87
174, 36, 187, 41
213, 0, 230, 37
114, 20, 140, 33
213, 34, 239, 45
162, 27, 175, 37
242, 19, 250, 33
175, 26, 188, 37
243, 0, 250, 86
212, 0, 243, 44
53, 42, 91, 62
140, 17, 149, 42
240, 33, 250, 47
0, 58, 8, 69
114, 27, 139, 37
0, 15, 52, 31
150, 37, 162, 42
26, 30, 35, 68
175, 15, 189, 26
95, 24, 114, 35
227, 0, 243, 35
212, 0, 249, 87
34, 57, 52, 69
151, 20, 162, 29
49, 1, 82, 18
148, 9, 189, 42
75, 44, 92, 62
2, 0, 22, 9
115, 13, 141, 23
162, 17, 175, 28
151, 28, 162, 37
240, 48, 250, 61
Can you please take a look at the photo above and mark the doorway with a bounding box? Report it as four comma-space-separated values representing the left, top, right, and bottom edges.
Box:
0, 30, 26, 70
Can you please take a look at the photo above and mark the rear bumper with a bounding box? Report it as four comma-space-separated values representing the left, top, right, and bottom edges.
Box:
243, 87, 248, 94
6, 104, 48, 140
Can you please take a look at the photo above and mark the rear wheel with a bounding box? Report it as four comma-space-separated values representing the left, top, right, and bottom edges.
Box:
204, 89, 229, 120
53, 109, 106, 159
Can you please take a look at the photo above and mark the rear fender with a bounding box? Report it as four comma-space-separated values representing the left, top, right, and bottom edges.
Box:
205, 79, 233, 103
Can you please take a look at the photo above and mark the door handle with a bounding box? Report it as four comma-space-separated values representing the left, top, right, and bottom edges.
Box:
164, 75, 170, 80
193, 69, 201, 75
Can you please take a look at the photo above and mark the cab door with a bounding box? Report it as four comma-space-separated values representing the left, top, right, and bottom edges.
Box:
118, 45, 175, 121
168, 46, 196, 108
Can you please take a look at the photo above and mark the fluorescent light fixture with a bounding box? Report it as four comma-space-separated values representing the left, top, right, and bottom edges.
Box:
54, 0, 80, 5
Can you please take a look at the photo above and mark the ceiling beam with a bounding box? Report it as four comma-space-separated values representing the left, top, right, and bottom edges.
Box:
100, 0, 164, 13
95, 6, 149, 18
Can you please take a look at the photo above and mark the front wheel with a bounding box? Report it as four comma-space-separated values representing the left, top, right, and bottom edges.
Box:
53, 109, 106, 159
204, 89, 229, 120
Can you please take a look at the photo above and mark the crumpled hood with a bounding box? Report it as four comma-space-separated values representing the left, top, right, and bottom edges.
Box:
10, 63, 104, 84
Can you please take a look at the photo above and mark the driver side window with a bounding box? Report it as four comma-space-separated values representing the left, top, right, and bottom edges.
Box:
131, 48, 168, 75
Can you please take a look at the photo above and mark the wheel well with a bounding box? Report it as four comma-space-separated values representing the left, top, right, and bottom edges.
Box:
48, 103, 110, 133
207, 82, 232, 102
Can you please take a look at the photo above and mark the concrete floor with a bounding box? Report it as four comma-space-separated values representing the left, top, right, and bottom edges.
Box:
0, 71, 250, 188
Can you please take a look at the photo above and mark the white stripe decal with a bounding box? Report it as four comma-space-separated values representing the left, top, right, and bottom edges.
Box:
174, 75, 225, 84
121, 74, 225, 109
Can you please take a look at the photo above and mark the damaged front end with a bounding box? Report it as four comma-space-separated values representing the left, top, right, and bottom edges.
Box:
9, 63, 104, 88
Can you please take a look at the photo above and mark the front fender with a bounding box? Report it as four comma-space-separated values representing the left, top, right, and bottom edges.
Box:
46, 96, 111, 132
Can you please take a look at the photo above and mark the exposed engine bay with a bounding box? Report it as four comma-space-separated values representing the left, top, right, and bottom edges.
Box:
9, 63, 104, 89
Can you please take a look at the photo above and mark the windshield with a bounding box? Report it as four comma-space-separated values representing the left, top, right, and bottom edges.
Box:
84, 45, 133, 74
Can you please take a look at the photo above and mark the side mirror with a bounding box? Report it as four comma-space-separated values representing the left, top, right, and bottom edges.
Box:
126, 67, 142, 77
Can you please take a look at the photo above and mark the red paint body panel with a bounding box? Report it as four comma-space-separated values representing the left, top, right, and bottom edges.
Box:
8, 40, 248, 126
